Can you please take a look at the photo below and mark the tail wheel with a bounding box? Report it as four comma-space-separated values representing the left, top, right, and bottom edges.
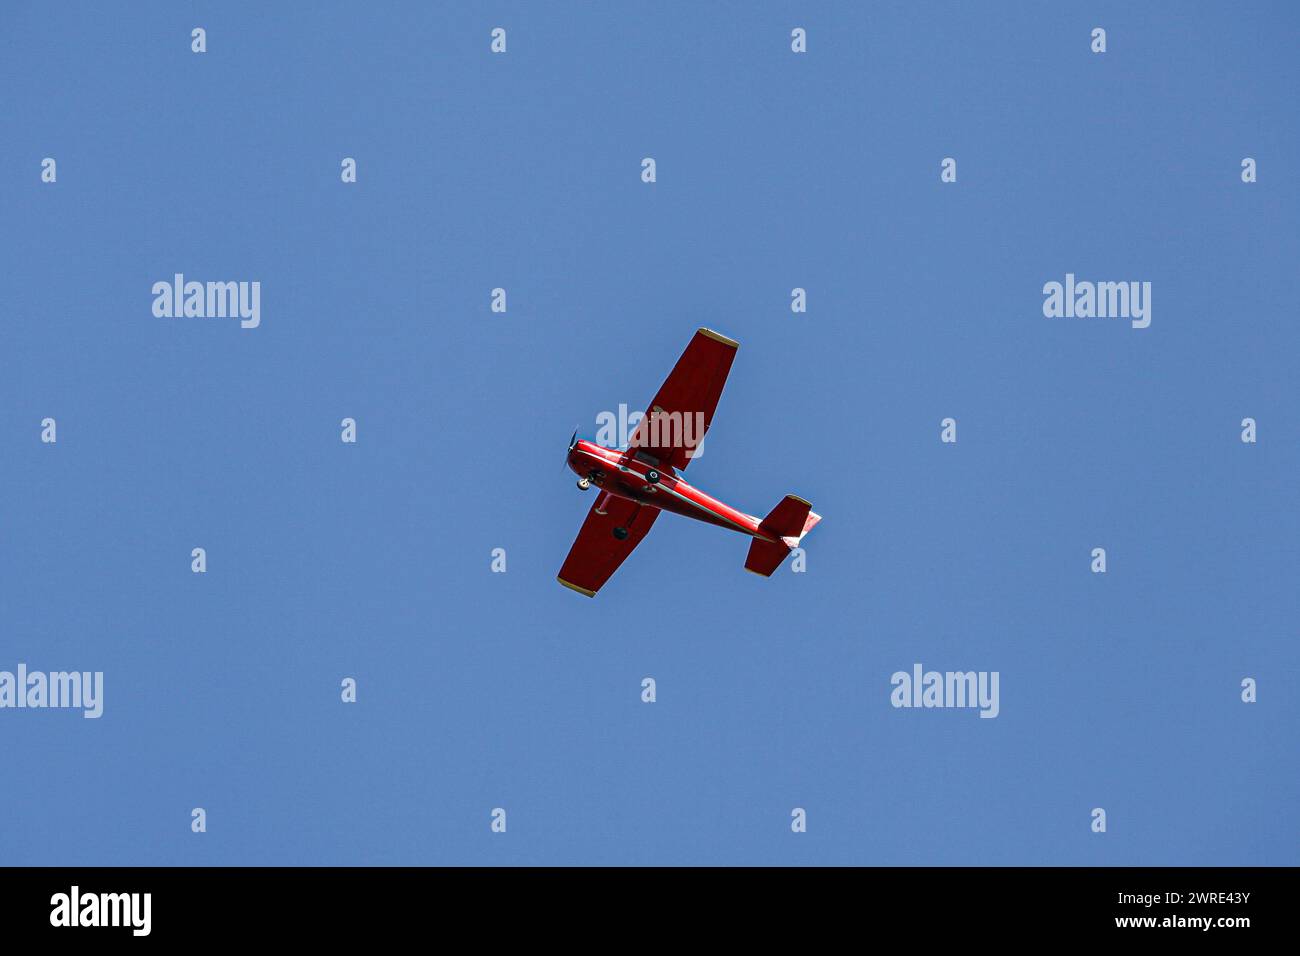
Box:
612, 527, 629, 540
577, 478, 591, 490
646, 470, 661, 484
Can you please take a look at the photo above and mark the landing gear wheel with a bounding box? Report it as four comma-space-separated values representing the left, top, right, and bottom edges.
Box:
577, 478, 591, 490
612, 526, 629, 540
646, 470, 661, 484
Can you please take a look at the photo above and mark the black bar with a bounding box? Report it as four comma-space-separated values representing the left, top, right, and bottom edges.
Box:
0, 866, 1284, 941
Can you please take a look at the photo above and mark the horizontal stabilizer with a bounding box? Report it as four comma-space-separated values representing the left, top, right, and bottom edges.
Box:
745, 538, 792, 577
746, 495, 821, 577
759, 495, 813, 539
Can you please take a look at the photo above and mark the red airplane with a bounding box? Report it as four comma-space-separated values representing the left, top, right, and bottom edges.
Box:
558, 328, 821, 596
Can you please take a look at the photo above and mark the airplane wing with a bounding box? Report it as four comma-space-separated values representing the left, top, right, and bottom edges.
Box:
557, 493, 659, 597
626, 328, 738, 472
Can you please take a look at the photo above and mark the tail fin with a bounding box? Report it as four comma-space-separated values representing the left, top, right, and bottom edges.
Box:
744, 495, 822, 577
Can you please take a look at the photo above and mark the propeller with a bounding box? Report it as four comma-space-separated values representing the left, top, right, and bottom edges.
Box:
562, 427, 578, 472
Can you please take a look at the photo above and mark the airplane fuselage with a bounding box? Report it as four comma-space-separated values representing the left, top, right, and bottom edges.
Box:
566, 440, 780, 543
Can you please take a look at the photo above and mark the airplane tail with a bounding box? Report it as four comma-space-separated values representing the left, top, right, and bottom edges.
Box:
744, 495, 822, 577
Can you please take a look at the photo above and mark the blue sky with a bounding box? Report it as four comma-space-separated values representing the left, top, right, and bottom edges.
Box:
1, 2, 1296, 865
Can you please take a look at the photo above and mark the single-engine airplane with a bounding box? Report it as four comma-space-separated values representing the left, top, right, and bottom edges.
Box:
558, 328, 821, 596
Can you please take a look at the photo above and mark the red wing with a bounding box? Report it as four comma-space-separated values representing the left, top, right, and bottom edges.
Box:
557, 495, 659, 597
626, 328, 738, 472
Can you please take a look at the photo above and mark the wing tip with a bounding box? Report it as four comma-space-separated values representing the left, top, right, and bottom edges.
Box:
697, 327, 739, 349
556, 576, 597, 597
